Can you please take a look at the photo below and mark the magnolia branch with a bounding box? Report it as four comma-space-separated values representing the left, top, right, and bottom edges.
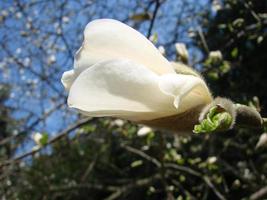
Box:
48, 173, 162, 200
166, 163, 226, 200
250, 186, 267, 200
146, 0, 161, 38
0, 117, 94, 169
122, 144, 226, 200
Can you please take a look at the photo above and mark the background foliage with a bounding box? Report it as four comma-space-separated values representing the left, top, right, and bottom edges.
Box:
0, 0, 267, 199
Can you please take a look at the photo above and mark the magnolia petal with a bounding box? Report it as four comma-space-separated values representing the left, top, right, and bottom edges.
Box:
175, 43, 189, 63
159, 73, 212, 113
68, 59, 177, 121
61, 70, 75, 91
74, 19, 174, 77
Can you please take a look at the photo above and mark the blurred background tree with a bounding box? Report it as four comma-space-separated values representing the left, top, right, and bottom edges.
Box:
0, 0, 267, 200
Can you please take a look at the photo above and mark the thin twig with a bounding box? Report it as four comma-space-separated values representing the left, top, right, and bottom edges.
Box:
167, 163, 226, 200
159, 133, 175, 200
146, 0, 161, 38
171, 180, 197, 200
121, 144, 161, 167
80, 154, 98, 182
203, 176, 226, 200
197, 26, 209, 53
104, 173, 162, 200
165, 163, 202, 177
250, 186, 267, 200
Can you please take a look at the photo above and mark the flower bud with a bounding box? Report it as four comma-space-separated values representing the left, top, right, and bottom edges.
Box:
209, 50, 223, 62
158, 46, 165, 55
137, 126, 152, 137
32, 132, 43, 146
175, 43, 189, 64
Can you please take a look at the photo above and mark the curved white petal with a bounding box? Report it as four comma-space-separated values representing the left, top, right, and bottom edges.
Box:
159, 74, 212, 114
61, 70, 75, 91
65, 19, 175, 89
68, 59, 211, 121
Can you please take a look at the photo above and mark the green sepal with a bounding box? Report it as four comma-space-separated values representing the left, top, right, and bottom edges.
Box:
39, 133, 49, 146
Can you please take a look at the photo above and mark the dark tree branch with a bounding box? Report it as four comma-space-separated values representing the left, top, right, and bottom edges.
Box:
250, 186, 267, 200
0, 117, 94, 169
146, 0, 161, 38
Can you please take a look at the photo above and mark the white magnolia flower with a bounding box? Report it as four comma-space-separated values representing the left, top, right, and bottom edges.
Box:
209, 50, 223, 61
137, 126, 153, 137
112, 119, 125, 127
32, 132, 43, 146
48, 54, 56, 64
212, 0, 222, 12
62, 19, 212, 133
175, 43, 189, 63
207, 156, 217, 164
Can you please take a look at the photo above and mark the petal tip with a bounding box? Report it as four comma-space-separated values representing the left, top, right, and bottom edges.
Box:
61, 70, 75, 91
